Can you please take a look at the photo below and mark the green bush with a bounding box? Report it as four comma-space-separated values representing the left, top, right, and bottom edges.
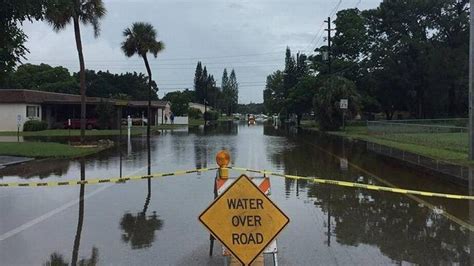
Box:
96, 100, 114, 129
204, 110, 219, 121
188, 107, 202, 119
313, 76, 360, 131
23, 119, 48, 131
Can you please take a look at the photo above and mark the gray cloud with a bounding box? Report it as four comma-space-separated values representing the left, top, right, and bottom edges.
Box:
22, 0, 381, 103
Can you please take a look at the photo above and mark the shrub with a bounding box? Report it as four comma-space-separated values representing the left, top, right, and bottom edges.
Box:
313, 76, 360, 131
23, 119, 48, 131
204, 110, 219, 121
96, 100, 114, 129
188, 107, 202, 119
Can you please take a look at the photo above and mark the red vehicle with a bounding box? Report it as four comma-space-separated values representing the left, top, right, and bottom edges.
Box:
64, 118, 99, 129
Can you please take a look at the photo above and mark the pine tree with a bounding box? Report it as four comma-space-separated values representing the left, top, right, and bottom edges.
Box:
221, 68, 231, 114
229, 69, 239, 114
202, 66, 208, 105
221, 68, 229, 91
194, 62, 203, 103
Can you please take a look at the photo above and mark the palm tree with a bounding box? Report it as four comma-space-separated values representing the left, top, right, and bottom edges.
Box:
45, 0, 106, 144
121, 22, 164, 175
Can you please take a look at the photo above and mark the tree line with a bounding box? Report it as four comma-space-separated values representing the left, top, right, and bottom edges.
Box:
193, 61, 239, 115
264, 0, 469, 129
161, 62, 240, 117
0, 63, 158, 100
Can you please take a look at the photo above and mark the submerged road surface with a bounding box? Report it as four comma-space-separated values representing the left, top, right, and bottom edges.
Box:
0, 123, 471, 265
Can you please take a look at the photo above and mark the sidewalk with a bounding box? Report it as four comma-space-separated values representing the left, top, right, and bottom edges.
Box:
0, 156, 34, 169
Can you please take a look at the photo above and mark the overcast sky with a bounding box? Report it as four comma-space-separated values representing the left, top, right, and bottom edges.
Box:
22, 0, 381, 103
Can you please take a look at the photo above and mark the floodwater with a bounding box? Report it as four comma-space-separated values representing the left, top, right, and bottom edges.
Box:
0, 122, 471, 265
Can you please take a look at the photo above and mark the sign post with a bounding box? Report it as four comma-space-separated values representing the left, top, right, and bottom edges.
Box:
16, 114, 21, 142
340, 99, 348, 130
199, 174, 289, 265
127, 115, 132, 156
127, 115, 132, 137
68, 119, 71, 139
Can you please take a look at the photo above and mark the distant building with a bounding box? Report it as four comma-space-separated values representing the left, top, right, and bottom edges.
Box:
189, 102, 211, 114
0, 89, 171, 131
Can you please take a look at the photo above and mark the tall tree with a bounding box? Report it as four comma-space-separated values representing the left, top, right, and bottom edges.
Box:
121, 22, 164, 175
221, 68, 232, 114
45, 0, 106, 143
0, 0, 46, 82
163, 89, 195, 116
193, 61, 203, 103
2, 63, 79, 93
263, 70, 285, 115
202, 66, 208, 105
221, 68, 229, 90
229, 69, 239, 114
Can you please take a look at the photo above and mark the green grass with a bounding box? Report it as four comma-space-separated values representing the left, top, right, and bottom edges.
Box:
327, 126, 472, 166
375, 132, 467, 153
0, 142, 103, 158
0, 125, 185, 137
189, 118, 205, 126
218, 116, 234, 122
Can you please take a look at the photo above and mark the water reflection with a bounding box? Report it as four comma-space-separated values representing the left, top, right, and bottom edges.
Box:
120, 179, 164, 249
265, 125, 470, 264
43, 247, 99, 266
188, 121, 238, 136
309, 183, 469, 264
71, 158, 86, 265
43, 159, 100, 266
0, 159, 70, 179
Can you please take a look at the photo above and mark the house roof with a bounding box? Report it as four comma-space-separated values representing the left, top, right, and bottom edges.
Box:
0, 89, 169, 108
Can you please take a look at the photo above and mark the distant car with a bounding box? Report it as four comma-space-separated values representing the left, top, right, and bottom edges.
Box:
64, 118, 99, 130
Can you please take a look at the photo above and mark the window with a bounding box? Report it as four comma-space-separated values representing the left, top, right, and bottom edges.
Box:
26, 106, 40, 118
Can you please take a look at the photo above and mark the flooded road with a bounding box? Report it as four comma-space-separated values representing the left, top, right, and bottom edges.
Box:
0, 123, 471, 265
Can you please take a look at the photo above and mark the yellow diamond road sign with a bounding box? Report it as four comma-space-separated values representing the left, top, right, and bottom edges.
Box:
199, 174, 289, 265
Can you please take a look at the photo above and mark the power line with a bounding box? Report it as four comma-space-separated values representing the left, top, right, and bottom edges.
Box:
304, 21, 326, 54
25, 58, 284, 65
329, 0, 343, 17
306, 0, 343, 55
25, 51, 284, 63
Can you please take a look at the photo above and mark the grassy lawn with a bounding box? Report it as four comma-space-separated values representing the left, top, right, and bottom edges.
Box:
218, 116, 234, 122
189, 118, 205, 126
327, 126, 472, 166
0, 142, 103, 158
0, 125, 186, 137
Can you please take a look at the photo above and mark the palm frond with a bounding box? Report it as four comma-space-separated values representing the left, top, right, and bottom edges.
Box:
121, 39, 137, 57
150, 41, 165, 58
44, 0, 75, 32
80, 0, 107, 37
122, 22, 164, 58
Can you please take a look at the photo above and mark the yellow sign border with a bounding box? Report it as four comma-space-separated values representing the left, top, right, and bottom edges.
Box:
198, 174, 290, 265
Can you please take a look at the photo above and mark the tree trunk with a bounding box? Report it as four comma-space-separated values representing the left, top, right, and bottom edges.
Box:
143, 54, 152, 175
71, 158, 85, 266
73, 16, 86, 144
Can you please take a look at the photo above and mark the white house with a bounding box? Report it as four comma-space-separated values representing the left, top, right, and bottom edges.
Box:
189, 102, 212, 114
0, 89, 171, 131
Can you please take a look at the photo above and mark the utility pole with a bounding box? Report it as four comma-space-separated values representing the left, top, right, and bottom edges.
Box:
470, 0, 474, 160
324, 16, 332, 76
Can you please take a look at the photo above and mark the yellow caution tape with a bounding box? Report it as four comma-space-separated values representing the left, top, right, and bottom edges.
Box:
2, 165, 473, 201
0, 167, 218, 188
228, 167, 474, 201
